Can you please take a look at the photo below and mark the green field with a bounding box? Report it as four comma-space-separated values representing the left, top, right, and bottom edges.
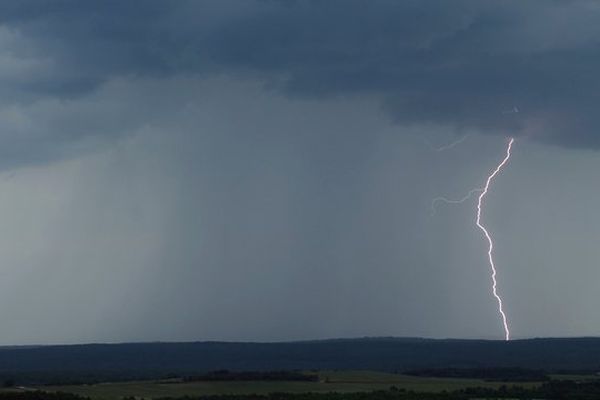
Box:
34, 371, 544, 400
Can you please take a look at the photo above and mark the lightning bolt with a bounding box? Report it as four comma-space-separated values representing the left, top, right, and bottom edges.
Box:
430, 188, 483, 216
434, 134, 469, 151
424, 134, 469, 152
476, 137, 515, 341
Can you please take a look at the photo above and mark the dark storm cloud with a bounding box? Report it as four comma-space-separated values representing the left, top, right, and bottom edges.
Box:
0, 0, 599, 169
195, 0, 600, 148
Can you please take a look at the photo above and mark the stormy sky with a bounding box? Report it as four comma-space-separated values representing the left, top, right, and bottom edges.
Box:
0, 0, 599, 344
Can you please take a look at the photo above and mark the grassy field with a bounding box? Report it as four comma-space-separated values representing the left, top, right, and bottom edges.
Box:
550, 373, 600, 381
33, 370, 545, 400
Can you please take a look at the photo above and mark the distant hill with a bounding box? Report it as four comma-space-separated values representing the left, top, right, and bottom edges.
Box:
0, 337, 599, 384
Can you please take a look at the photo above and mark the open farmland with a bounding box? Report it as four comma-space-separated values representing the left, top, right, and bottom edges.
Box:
37, 370, 544, 400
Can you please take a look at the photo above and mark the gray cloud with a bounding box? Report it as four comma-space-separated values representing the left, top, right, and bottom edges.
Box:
0, 0, 598, 167
198, 0, 600, 148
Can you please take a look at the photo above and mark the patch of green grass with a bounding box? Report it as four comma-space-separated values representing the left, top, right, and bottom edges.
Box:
38, 371, 543, 400
549, 374, 600, 381
320, 370, 540, 390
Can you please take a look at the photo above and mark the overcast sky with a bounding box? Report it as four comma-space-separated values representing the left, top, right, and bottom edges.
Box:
0, 0, 599, 344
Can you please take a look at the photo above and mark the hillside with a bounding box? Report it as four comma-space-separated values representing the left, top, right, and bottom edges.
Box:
0, 337, 599, 383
